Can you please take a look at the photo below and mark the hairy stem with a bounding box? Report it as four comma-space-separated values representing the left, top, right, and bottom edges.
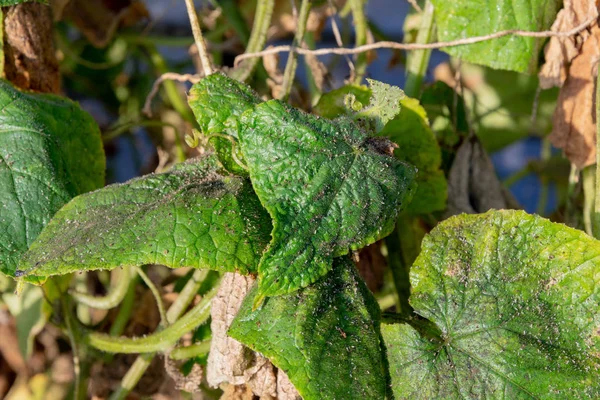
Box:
87, 284, 215, 353
583, 166, 595, 237
279, 0, 312, 100
109, 269, 210, 400
404, 1, 435, 98
170, 340, 211, 360
145, 45, 197, 127
184, 0, 213, 75
70, 267, 136, 310
230, 0, 275, 82
135, 266, 168, 326
349, 0, 368, 84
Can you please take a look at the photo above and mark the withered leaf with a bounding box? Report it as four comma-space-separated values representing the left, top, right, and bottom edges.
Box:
549, 24, 600, 168
539, 0, 599, 89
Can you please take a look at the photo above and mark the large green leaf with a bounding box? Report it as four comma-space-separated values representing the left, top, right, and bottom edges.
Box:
229, 256, 387, 400
188, 73, 262, 175
316, 86, 447, 215
430, 0, 560, 73
0, 80, 105, 278
18, 156, 272, 283
383, 210, 600, 398
239, 99, 416, 301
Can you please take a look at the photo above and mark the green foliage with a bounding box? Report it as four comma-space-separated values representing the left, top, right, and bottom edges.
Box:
229, 257, 387, 400
315, 85, 447, 215
354, 78, 405, 133
0, 80, 105, 278
430, 0, 561, 73
239, 99, 416, 301
384, 210, 600, 398
18, 155, 271, 283
188, 72, 262, 175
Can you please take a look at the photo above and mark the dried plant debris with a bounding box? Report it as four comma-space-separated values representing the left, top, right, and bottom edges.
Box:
446, 136, 520, 217
549, 24, 600, 168
4, 2, 60, 93
207, 273, 288, 399
539, 0, 599, 89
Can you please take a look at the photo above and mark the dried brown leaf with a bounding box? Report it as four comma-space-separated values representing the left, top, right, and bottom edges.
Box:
4, 3, 60, 93
276, 370, 301, 400
549, 24, 600, 168
207, 273, 277, 398
446, 136, 520, 217
539, 0, 599, 89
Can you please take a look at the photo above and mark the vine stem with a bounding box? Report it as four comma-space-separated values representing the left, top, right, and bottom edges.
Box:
593, 69, 600, 238
184, 0, 213, 75
230, 0, 275, 82
404, 0, 435, 98
70, 267, 136, 310
108, 269, 210, 400
234, 16, 597, 64
280, 0, 312, 100
135, 266, 168, 326
349, 0, 368, 84
87, 284, 216, 353
170, 340, 211, 360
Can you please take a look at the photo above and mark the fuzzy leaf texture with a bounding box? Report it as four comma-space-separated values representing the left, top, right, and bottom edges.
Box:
430, 0, 561, 73
0, 80, 105, 278
238, 99, 417, 301
383, 210, 600, 399
316, 85, 446, 215
188, 72, 262, 175
18, 156, 272, 283
229, 256, 387, 400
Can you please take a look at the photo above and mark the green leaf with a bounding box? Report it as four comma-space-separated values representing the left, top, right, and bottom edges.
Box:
316, 86, 447, 215
188, 73, 262, 175
18, 155, 272, 283
313, 85, 371, 120
229, 256, 387, 400
380, 97, 447, 214
239, 100, 416, 300
430, 0, 560, 73
354, 79, 405, 133
0, 80, 105, 278
383, 210, 600, 398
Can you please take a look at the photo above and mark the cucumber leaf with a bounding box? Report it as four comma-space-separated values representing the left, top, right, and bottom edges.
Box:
229, 256, 387, 400
0, 80, 105, 278
430, 0, 560, 73
188, 72, 262, 175
18, 155, 271, 283
383, 210, 600, 398
239, 99, 416, 301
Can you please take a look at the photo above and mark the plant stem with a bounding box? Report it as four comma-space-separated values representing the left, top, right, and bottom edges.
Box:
108, 269, 210, 400
536, 138, 552, 216
87, 284, 215, 353
145, 45, 197, 127
170, 340, 211, 360
404, 1, 435, 98
230, 0, 275, 82
184, 0, 213, 75
349, 0, 368, 84
279, 0, 312, 100
565, 163, 579, 226
385, 228, 412, 315
135, 266, 168, 326
593, 70, 600, 238
583, 166, 595, 236
70, 268, 136, 310
62, 296, 88, 400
